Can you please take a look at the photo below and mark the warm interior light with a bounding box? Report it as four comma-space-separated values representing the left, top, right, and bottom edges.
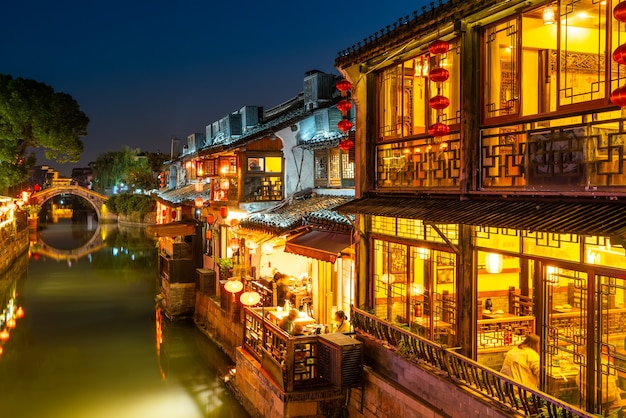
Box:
240, 291, 261, 306
194, 182, 203, 192
224, 279, 243, 294
195, 197, 203, 208
485, 253, 503, 274
543, 4, 555, 24
416, 248, 430, 260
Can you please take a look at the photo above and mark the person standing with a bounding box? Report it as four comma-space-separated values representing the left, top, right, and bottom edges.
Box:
500, 333, 541, 389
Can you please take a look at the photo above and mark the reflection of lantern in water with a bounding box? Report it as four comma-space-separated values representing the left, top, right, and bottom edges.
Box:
0, 330, 9, 341
16, 307, 24, 318
6, 319, 16, 329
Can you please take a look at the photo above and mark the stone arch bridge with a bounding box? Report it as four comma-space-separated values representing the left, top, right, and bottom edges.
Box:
30, 184, 109, 220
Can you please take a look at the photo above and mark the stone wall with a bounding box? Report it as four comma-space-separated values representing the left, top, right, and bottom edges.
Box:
162, 279, 195, 317
349, 335, 513, 418
0, 227, 29, 275
194, 292, 243, 360
232, 347, 345, 418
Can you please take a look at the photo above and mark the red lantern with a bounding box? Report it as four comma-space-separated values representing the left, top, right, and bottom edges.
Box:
428, 39, 449, 55
337, 99, 352, 113
615, 1, 626, 22
429, 67, 450, 83
162, 209, 167, 216
428, 122, 450, 137
220, 206, 229, 218
338, 119, 353, 132
429, 95, 450, 110
336, 79, 352, 93
338, 138, 354, 152
610, 85, 626, 107
171, 211, 177, 219
614, 44, 626, 65
207, 213, 215, 225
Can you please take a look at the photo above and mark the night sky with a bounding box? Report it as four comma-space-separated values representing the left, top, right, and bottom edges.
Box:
2, 1, 426, 176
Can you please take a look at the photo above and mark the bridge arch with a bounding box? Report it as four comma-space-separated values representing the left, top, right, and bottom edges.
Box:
33, 222, 106, 261
30, 185, 109, 220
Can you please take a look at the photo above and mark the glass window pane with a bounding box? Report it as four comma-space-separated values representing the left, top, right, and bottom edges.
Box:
484, 18, 519, 119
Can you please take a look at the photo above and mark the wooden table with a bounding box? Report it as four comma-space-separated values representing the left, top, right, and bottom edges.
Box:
267, 309, 316, 327
482, 312, 516, 320
411, 317, 453, 345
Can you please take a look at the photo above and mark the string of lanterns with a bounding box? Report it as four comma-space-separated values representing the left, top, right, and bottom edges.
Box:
427, 38, 451, 138
336, 79, 354, 152
611, 2, 626, 107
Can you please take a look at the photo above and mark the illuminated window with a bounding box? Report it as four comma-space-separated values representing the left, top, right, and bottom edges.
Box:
377, 41, 460, 141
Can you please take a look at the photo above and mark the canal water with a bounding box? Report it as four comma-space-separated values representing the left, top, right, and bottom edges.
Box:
0, 220, 249, 418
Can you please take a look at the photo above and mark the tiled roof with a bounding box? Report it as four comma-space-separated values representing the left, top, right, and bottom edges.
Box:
334, 0, 506, 68
156, 184, 211, 205
238, 193, 354, 235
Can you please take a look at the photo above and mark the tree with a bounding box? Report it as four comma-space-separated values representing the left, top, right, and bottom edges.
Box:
92, 147, 167, 193
0, 74, 89, 190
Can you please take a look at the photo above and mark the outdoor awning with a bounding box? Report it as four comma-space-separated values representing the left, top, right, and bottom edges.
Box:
335, 196, 626, 244
146, 219, 200, 237
284, 230, 352, 263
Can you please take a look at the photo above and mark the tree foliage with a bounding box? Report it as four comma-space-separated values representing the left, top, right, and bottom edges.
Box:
105, 193, 155, 218
92, 147, 167, 192
0, 74, 89, 189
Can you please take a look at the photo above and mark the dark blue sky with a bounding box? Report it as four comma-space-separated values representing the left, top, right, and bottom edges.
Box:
2, 1, 425, 176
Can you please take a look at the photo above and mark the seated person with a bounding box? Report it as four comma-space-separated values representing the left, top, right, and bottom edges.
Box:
500, 334, 540, 389
279, 309, 299, 335
292, 324, 304, 336
577, 347, 626, 414
334, 310, 351, 333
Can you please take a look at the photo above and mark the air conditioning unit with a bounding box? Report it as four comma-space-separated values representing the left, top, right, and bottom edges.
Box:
317, 333, 363, 389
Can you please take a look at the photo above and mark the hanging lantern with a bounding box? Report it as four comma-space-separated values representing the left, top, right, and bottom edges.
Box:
428, 39, 449, 55
428, 67, 450, 82
614, 44, 626, 66
338, 138, 354, 152
610, 85, 626, 107
336, 79, 352, 95
205, 230, 212, 240
615, 1, 626, 22
429, 95, 450, 110
337, 99, 353, 114
224, 279, 243, 294
195, 182, 203, 192
162, 209, 167, 217
485, 253, 504, 274
240, 291, 261, 306
207, 213, 215, 225
230, 238, 240, 250
428, 122, 450, 137
338, 119, 353, 132
220, 206, 229, 218
195, 197, 204, 208
171, 211, 177, 219
6, 319, 16, 329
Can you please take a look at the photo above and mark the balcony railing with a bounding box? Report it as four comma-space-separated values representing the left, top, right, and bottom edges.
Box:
481, 120, 626, 192
242, 307, 325, 392
350, 307, 594, 418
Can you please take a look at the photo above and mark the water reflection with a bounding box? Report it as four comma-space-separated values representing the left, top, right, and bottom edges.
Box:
0, 223, 249, 418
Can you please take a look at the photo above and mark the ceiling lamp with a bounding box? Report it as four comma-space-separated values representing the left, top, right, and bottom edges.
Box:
543, 4, 555, 25
485, 253, 503, 274
240, 291, 261, 306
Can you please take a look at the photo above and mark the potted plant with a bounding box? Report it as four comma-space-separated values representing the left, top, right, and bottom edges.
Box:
216, 257, 234, 280
22, 204, 42, 218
